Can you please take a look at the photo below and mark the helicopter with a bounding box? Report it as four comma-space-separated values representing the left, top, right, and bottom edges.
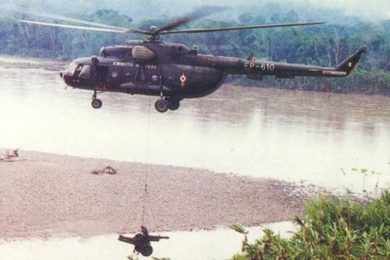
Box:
18, 7, 367, 113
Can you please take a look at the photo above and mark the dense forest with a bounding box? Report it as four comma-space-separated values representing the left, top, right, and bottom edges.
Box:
0, 1, 390, 94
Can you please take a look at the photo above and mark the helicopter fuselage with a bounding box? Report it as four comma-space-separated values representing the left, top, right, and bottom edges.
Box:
63, 41, 230, 99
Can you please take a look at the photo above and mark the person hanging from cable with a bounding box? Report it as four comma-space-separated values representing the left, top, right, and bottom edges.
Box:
118, 226, 169, 257
118, 170, 169, 257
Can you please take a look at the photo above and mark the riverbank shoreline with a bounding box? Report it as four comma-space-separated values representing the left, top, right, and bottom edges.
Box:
0, 150, 311, 240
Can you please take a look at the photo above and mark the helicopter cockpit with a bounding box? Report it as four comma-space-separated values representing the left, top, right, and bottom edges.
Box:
62, 61, 94, 87
77, 64, 92, 79
65, 61, 78, 75
68, 62, 91, 77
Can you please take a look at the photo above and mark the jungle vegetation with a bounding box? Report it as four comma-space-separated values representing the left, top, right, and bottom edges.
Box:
232, 192, 390, 259
0, 2, 389, 94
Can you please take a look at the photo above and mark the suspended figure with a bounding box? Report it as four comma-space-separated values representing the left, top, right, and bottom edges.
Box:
118, 226, 169, 257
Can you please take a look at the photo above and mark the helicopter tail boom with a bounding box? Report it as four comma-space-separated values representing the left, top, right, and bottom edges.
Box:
216, 47, 367, 79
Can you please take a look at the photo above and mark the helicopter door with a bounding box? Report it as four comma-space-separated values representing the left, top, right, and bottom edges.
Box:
97, 66, 109, 83
134, 64, 146, 83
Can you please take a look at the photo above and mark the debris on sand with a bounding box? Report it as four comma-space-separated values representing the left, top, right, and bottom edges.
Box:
0, 149, 20, 162
119, 226, 169, 257
91, 166, 118, 175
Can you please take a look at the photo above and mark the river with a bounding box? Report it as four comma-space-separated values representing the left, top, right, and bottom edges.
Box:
0, 57, 390, 194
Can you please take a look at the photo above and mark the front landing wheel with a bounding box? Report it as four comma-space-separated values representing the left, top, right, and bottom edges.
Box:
168, 99, 180, 111
91, 99, 103, 109
154, 99, 169, 113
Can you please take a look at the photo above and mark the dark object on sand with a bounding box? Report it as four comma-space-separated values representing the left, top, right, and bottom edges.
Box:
91, 166, 117, 175
118, 226, 169, 257
0, 149, 20, 162
17, 7, 366, 113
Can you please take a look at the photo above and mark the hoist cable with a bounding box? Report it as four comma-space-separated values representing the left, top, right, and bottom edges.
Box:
140, 95, 153, 227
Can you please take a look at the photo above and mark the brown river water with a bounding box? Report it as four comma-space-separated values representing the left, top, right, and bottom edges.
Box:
0, 57, 389, 194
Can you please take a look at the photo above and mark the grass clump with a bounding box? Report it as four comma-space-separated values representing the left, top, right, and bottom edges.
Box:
232, 191, 390, 259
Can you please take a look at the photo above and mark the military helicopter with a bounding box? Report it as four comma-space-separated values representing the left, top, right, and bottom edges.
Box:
18, 7, 367, 113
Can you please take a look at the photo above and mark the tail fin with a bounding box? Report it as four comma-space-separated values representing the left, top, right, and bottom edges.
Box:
336, 47, 367, 75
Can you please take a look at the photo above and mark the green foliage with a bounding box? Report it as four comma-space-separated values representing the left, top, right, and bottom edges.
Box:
232, 192, 390, 259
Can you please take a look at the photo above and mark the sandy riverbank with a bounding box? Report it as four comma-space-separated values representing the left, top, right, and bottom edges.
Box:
0, 150, 310, 240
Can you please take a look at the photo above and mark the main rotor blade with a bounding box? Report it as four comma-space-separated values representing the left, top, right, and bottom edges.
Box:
15, 10, 130, 31
153, 6, 227, 35
19, 19, 130, 34
159, 21, 325, 35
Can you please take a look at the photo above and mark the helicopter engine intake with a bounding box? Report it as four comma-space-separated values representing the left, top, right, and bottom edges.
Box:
132, 46, 156, 61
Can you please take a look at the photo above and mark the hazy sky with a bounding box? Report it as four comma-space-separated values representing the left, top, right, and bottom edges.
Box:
193, 0, 390, 16
193, 0, 390, 9
312, 0, 390, 15
3, 0, 390, 20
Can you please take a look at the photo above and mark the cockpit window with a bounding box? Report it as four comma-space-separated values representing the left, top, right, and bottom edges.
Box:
99, 47, 107, 57
79, 65, 91, 79
66, 62, 78, 74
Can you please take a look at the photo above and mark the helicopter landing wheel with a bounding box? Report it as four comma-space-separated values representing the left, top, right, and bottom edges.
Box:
91, 98, 103, 109
154, 98, 169, 113
168, 98, 180, 111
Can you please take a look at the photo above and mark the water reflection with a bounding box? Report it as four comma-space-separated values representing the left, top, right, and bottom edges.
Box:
0, 58, 390, 193
0, 222, 297, 260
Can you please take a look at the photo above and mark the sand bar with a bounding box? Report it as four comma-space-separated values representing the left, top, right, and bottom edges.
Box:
0, 150, 307, 239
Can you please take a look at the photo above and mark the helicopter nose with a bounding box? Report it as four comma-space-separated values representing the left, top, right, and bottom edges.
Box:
62, 72, 75, 86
